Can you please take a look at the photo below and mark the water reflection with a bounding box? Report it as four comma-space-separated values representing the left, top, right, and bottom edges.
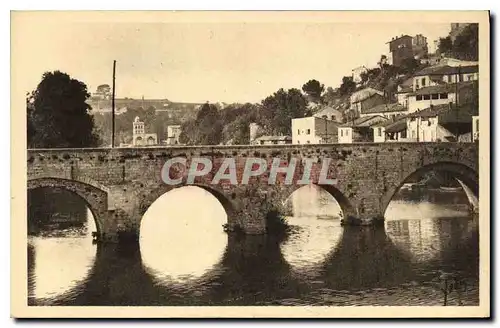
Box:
28, 208, 97, 303
281, 185, 343, 275
139, 186, 228, 285
27, 186, 479, 306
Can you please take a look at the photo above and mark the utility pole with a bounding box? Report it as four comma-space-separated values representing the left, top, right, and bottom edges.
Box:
112, 60, 116, 148
455, 65, 461, 142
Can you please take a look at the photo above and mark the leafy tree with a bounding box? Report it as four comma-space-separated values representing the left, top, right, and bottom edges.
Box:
339, 76, 356, 96
301, 79, 325, 103
261, 88, 307, 135
359, 72, 369, 84
452, 24, 478, 61
438, 36, 453, 56
27, 71, 99, 148
323, 86, 339, 106
399, 57, 420, 75
179, 103, 223, 145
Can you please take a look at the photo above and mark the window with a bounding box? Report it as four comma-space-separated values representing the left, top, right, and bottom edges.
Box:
340, 130, 343, 137
346, 129, 349, 136
448, 74, 453, 82
307, 140, 310, 144
297, 129, 300, 135
378, 127, 382, 137
416, 95, 423, 101
439, 93, 448, 99
307, 129, 311, 135
322, 115, 327, 119
401, 129, 407, 138
423, 94, 431, 100
431, 93, 439, 100
421, 78, 426, 86
331, 115, 335, 121
476, 119, 479, 131
459, 74, 463, 82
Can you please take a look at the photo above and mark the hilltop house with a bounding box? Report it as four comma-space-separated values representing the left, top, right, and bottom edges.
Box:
350, 87, 387, 116
407, 80, 478, 113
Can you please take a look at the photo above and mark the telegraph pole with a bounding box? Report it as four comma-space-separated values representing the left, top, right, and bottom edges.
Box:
112, 60, 116, 148
455, 65, 460, 142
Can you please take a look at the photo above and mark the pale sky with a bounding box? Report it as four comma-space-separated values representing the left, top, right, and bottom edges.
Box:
13, 14, 452, 103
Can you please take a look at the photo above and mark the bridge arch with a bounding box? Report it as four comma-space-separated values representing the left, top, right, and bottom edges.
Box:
27, 177, 108, 235
138, 184, 236, 225
284, 183, 356, 219
380, 161, 479, 216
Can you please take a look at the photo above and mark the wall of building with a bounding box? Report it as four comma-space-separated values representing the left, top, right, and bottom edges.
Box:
338, 127, 353, 144
292, 117, 338, 144
408, 94, 455, 113
372, 127, 386, 143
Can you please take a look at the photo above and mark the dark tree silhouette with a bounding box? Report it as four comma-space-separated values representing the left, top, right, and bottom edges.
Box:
302, 79, 325, 103
27, 71, 99, 148
261, 88, 308, 136
339, 76, 356, 96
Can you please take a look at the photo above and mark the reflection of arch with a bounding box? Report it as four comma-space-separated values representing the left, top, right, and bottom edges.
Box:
138, 184, 235, 225
285, 184, 355, 218
380, 162, 479, 215
27, 177, 108, 235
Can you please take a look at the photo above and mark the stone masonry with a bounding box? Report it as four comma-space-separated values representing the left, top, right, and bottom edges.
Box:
27, 142, 479, 242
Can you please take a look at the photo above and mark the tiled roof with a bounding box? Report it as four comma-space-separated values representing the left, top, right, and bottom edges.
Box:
409, 81, 477, 96
408, 103, 479, 122
361, 103, 407, 115
414, 65, 478, 77
384, 120, 407, 133
313, 106, 342, 118
340, 115, 387, 127
255, 135, 292, 141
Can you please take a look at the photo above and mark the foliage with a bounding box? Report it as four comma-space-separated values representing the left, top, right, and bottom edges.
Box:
260, 88, 308, 135
339, 76, 357, 96
438, 24, 478, 61
179, 103, 223, 145
301, 79, 325, 103
27, 71, 100, 148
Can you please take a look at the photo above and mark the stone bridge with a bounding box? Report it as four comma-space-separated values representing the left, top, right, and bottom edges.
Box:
27, 142, 479, 242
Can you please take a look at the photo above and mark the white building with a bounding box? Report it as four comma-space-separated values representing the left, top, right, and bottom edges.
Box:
352, 66, 368, 84
407, 80, 478, 113
132, 116, 158, 146
166, 125, 181, 145
411, 65, 478, 92
292, 116, 339, 144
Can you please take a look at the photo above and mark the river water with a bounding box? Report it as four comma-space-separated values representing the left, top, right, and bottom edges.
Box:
27, 185, 479, 306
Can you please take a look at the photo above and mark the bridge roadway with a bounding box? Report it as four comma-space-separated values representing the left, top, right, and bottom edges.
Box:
27, 142, 479, 242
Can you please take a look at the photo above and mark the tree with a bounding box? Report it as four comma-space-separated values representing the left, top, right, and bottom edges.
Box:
452, 24, 478, 61
438, 36, 453, 56
339, 76, 356, 96
27, 71, 99, 148
261, 88, 308, 136
323, 86, 339, 106
399, 57, 420, 75
302, 79, 325, 103
179, 103, 223, 145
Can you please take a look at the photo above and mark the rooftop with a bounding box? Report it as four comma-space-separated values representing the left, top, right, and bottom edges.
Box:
341, 115, 387, 128
254, 135, 292, 141
408, 103, 479, 123
361, 103, 406, 115
409, 80, 478, 96
413, 65, 478, 77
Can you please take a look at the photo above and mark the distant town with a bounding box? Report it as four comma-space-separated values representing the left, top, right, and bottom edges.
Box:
85, 23, 479, 149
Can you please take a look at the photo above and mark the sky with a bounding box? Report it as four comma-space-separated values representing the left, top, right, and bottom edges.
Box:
13, 14, 452, 104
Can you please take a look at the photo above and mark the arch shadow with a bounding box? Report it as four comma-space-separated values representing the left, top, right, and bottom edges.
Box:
380, 161, 479, 216
27, 177, 108, 235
